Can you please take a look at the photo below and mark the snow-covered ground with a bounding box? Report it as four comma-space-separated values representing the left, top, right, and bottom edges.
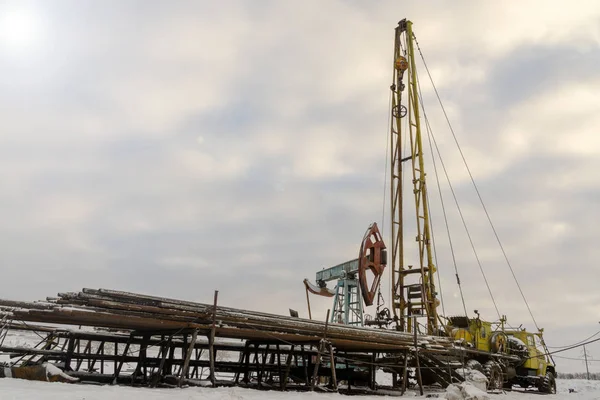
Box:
0, 378, 599, 399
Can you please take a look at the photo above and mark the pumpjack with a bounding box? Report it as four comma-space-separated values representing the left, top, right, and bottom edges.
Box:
303, 223, 387, 326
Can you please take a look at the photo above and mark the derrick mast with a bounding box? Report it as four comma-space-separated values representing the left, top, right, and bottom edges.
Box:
390, 19, 438, 335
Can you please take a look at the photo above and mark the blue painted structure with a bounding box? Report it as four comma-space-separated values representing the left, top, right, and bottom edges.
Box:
316, 259, 364, 326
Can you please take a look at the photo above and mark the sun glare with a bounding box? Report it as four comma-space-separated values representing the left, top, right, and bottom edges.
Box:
0, 8, 41, 50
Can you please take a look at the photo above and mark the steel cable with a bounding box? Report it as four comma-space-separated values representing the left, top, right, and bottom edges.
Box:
546, 330, 600, 349
413, 34, 503, 321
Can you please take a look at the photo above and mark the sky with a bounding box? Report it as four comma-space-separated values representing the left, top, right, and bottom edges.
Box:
0, 0, 599, 373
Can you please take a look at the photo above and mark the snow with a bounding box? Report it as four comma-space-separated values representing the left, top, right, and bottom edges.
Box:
455, 368, 488, 391
45, 363, 79, 382
0, 378, 598, 399
0, 380, 363, 400
508, 336, 526, 347
443, 382, 489, 400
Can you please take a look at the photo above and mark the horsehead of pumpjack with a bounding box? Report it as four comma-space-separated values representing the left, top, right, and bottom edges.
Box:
358, 222, 387, 306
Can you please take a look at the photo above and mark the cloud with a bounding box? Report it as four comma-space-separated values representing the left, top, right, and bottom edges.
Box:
0, 0, 599, 373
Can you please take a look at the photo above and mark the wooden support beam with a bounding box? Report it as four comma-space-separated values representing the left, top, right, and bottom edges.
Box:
179, 329, 198, 387
370, 352, 376, 390
113, 341, 118, 376
152, 336, 172, 387
414, 321, 424, 396
75, 340, 91, 371
257, 344, 267, 386
22, 332, 56, 367
282, 345, 295, 391
112, 339, 131, 385
301, 345, 309, 386
244, 342, 254, 384
131, 334, 150, 384
234, 342, 248, 384
88, 341, 104, 373
276, 344, 283, 390
305, 287, 312, 320
191, 347, 203, 380
208, 290, 218, 386
310, 309, 330, 391
346, 357, 351, 391
64, 334, 75, 371
100, 342, 105, 375
329, 343, 338, 391
401, 349, 409, 395
166, 339, 176, 376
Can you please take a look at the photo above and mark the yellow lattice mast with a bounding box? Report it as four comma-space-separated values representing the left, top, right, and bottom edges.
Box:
390, 19, 438, 335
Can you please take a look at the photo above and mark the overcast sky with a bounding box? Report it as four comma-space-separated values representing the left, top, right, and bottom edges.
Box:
1, 1, 599, 373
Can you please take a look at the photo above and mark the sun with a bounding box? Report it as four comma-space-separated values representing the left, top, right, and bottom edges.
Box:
0, 8, 41, 50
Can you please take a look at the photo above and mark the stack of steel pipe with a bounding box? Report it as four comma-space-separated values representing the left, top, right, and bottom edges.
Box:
1, 288, 453, 352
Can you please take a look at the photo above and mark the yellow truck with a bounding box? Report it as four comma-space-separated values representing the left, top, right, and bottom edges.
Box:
505, 330, 556, 393
446, 315, 556, 393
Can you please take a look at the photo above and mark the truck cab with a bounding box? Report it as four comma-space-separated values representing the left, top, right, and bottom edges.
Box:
505, 330, 556, 393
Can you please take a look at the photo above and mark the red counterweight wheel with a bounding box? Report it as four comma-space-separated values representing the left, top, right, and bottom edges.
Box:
358, 223, 387, 306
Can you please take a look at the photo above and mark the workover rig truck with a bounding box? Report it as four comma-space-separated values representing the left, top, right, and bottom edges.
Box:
305, 19, 556, 393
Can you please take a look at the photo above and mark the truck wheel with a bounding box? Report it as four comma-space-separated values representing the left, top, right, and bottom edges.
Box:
483, 360, 502, 391
539, 372, 556, 394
